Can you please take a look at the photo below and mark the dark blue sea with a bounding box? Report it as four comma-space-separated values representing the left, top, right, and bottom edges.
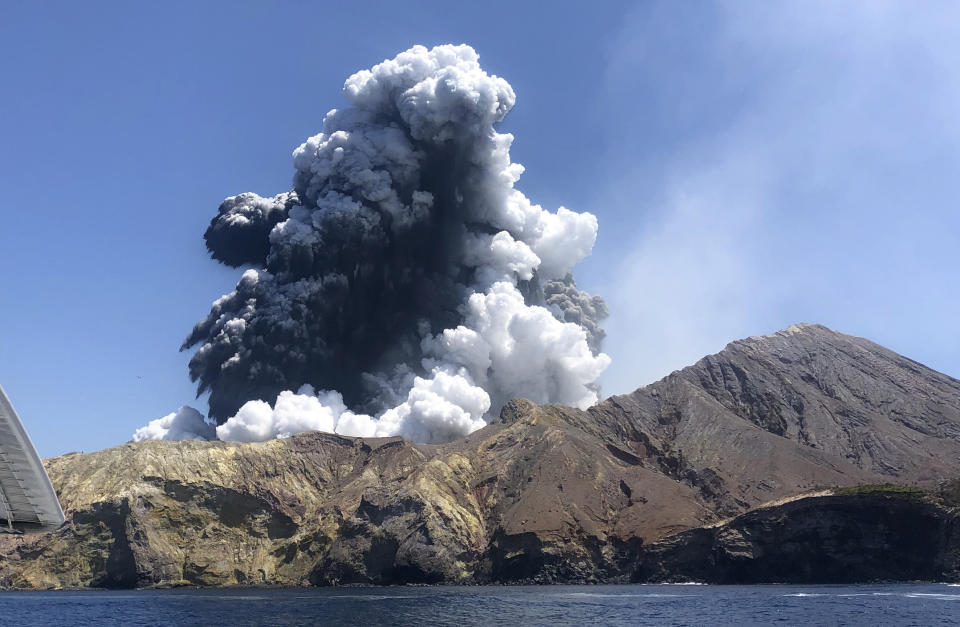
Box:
0, 584, 958, 626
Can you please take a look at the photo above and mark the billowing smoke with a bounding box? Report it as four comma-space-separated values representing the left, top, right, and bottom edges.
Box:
137, 44, 609, 444
132, 407, 216, 442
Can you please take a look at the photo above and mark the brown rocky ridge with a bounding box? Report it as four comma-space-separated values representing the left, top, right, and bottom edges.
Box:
2, 323, 959, 588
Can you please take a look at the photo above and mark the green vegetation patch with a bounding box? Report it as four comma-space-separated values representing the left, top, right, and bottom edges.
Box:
832, 483, 927, 501
936, 480, 960, 508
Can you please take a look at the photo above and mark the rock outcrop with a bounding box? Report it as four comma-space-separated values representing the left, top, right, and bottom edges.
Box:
1, 323, 958, 588
637, 485, 960, 583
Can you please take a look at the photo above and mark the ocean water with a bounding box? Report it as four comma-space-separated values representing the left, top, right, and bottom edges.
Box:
0, 584, 957, 626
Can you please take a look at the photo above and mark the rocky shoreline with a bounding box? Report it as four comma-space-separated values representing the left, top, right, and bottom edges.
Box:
2, 476, 957, 589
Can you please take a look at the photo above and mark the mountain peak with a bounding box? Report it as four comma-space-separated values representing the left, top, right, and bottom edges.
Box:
605, 323, 960, 492
742, 322, 855, 346
775, 322, 831, 336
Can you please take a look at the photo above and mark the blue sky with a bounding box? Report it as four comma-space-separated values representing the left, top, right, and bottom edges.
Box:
2, 1, 957, 457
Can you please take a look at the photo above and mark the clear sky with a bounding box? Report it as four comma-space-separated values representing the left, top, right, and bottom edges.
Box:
2, 1, 957, 457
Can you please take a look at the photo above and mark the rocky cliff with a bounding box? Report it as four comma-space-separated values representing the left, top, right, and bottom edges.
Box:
637, 485, 960, 583
2, 323, 958, 588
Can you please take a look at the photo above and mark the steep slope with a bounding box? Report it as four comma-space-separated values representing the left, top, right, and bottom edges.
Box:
1, 323, 958, 588
591, 323, 960, 510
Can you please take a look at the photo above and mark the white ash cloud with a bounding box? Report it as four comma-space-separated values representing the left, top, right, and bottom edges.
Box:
131, 406, 216, 442
134, 44, 609, 444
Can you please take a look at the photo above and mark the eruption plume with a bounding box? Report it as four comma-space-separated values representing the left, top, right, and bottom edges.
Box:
132, 407, 216, 442
144, 44, 609, 444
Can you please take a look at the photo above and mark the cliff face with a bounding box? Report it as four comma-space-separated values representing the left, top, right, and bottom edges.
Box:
1, 324, 959, 588
636, 487, 960, 584
0, 403, 713, 588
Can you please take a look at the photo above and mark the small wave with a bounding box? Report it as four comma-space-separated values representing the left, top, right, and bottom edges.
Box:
902, 593, 960, 601
783, 593, 826, 597
558, 593, 685, 599
317, 595, 416, 601
663, 582, 706, 586
171, 595, 270, 601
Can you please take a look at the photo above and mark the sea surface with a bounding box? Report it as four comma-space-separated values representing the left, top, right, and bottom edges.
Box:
0, 583, 957, 626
